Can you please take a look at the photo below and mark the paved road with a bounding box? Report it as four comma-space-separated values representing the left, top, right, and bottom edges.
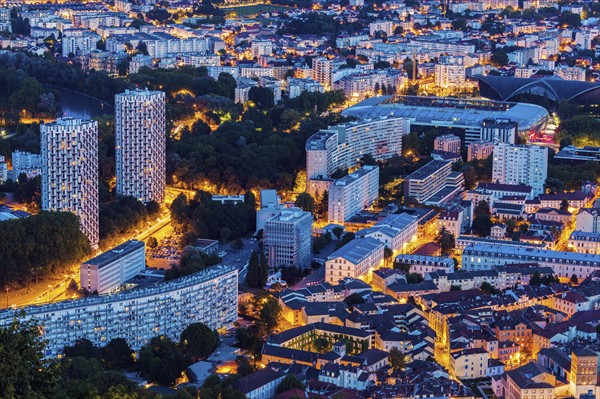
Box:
219, 238, 258, 283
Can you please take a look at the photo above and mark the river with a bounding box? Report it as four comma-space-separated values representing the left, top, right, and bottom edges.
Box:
53, 87, 114, 119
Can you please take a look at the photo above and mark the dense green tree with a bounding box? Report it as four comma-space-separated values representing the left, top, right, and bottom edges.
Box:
0, 317, 59, 398
480, 281, 501, 295
491, 49, 509, 66
236, 327, 260, 353
472, 214, 492, 237
276, 374, 305, 394
388, 347, 406, 370
439, 228, 455, 256
406, 273, 424, 284
180, 323, 218, 359
558, 11, 581, 28
344, 293, 365, 307
259, 297, 281, 331
63, 338, 102, 360
248, 87, 275, 110
245, 251, 265, 289
102, 338, 134, 369
138, 336, 188, 386
332, 226, 344, 240
294, 192, 315, 214
245, 251, 260, 287
312, 337, 332, 353
530, 271, 542, 287
570, 274, 579, 285
0, 212, 91, 286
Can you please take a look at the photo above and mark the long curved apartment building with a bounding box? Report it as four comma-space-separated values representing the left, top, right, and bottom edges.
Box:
0, 265, 238, 357
305, 117, 410, 196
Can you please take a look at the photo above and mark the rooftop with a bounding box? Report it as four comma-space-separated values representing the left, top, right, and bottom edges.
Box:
342, 95, 548, 133
83, 240, 144, 269
405, 160, 451, 181
327, 237, 384, 265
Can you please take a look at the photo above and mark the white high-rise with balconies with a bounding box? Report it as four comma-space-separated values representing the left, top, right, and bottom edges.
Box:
492, 143, 548, 197
41, 118, 99, 247
115, 89, 166, 203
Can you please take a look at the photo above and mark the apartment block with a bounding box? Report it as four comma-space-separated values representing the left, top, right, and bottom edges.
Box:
263, 207, 313, 269
403, 160, 464, 205
312, 57, 333, 88
434, 134, 461, 154
554, 66, 586, 82
115, 89, 166, 203
80, 240, 145, 294
62, 28, 100, 57
11, 150, 42, 180
467, 140, 494, 161
492, 144, 548, 197
0, 265, 238, 357
328, 166, 379, 224
306, 118, 409, 196
41, 118, 99, 247
434, 63, 465, 87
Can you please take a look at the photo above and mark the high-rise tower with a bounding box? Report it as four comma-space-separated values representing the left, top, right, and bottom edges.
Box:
41, 117, 99, 247
115, 88, 166, 203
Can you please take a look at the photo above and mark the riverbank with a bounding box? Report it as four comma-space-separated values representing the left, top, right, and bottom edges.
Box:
47, 85, 114, 119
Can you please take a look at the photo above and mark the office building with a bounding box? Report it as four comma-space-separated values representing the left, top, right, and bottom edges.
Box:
492, 144, 548, 197
462, 243, 600, 280
306, 117, 409, 196
256, 189, 282, 232
356, 213, 418, 254
467, 141, 494, 161
0, 265, 237, 357
328, 166, 379, 224
263, 207, 313, 269
403, 160, 464, 206
312, 57, 333, 88
115, 89, 166, 203
325, 237, 385, 283
80, 240, 145, 294
434, 135, 461, 154
41, 118, 99, 247
481, 119, 517, 144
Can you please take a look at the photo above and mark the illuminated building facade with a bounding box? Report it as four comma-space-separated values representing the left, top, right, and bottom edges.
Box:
115, 89, 166, 203
41, 118, 99, 247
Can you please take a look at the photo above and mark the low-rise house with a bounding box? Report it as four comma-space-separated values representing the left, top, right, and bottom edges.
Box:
234, 368, 285, 399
